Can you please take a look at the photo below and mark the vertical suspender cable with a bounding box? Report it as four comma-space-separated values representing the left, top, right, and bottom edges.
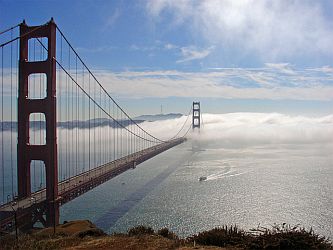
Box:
88, 73, 91, 172
125, 118, 127, 156
15, 38, 18, 197
58, 36, 61, 183
82, 66, 87, 171
68, 47, 75, 177
10, 28, 14, 198
107, 94, 109, 163
40, 38, 43, 189
103, 90, 105, 164
75, 55, 78, 175
116, 107, 118, 159
113, 102, 115, 161
108, 97, 110, 162
82, 64, 85, 173
93, 78, 96, 169
102, 92, 104, 164
99, 85, 102, 165
65, 39, 69, 180
68, 42, 71, 180
120, 112, 123, 157
1, 46, 4, 203
32, 39, 36, 191
59, 32, 63, 182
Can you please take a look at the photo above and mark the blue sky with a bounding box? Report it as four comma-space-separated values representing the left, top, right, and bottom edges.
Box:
1, 0, 333, 116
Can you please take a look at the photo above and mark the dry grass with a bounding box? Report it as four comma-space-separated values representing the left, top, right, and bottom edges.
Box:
0, 221, 332, 250
0, 220, 105, 250
35, 220, 106, 238
68, 234, 177, 250
0, 233, 90, 250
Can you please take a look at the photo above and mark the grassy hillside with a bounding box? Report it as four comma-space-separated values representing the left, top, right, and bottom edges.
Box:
1, 220, 332, 249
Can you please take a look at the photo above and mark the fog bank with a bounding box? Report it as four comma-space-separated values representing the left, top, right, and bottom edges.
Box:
141, 112, 333, 147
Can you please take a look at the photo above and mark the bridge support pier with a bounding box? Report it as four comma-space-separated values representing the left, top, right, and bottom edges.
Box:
192, 102, 201, 130
46, 201, 59, 228
17, 19, 59, 229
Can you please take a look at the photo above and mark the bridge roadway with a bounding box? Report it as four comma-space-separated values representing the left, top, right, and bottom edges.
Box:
0, 138, 186, 231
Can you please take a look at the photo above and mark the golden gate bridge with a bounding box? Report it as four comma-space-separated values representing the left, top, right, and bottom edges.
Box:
0, 19, 201, 232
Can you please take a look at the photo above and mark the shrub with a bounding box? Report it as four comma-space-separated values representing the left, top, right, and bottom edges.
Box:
74, 228, 106, 238
189, 225, 248, 247
249, 224, 332, 250
127, 225, 154, 236
157, 227, 178, 240
188, 224, 332, 249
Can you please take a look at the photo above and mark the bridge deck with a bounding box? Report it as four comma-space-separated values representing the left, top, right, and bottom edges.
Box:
0, 138, 185, 231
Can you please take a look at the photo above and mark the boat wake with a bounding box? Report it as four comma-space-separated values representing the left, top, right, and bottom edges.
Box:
205, 166, 247, 181
194, 161, 248, 182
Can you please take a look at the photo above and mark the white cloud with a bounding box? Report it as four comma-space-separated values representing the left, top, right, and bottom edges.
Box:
265, 63, 296, 75
77, 45, 117, 53
87, 68, 333, 101
177, 46, 214, 63
130, 42, 178, 52
320, 66, 333, 74
2, 66, 332, 101
164, 43, 178, 50
307, 66, 333, 74
146, 0, 333, 60
104, 8, 121, 30
129, 44, 157, 51
129, 42, 213, 63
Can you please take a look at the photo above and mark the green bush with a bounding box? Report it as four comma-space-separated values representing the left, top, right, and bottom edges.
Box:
189, 225, 248, 247
157, 227, 178, 240
249, 224, 332, 250
127, 225, 154, 236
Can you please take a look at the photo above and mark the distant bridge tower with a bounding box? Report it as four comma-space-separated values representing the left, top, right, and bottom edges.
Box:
192, 102, 200, 130
17, 19, 58, 228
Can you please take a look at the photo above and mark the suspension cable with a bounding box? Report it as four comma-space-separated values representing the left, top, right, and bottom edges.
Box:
55, 26, 165, 142
0, 23, 46, 48
55, 59, 159, 143
32, 26, 192, 143
36, 34, 192, 143
36, 32, 165, 143
169, 106, 193, 140
0, 24, 19, 36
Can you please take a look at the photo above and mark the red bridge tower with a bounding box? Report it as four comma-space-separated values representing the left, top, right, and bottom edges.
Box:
17, 19, 58, 228
192, 101, 201, 130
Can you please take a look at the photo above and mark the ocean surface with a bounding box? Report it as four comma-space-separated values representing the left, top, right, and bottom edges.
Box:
60, 138, 333, 238
1, 113, 332, 238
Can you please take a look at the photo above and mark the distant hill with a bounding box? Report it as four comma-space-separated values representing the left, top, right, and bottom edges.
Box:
0, 113, 183, 131
135, 113, 183, 122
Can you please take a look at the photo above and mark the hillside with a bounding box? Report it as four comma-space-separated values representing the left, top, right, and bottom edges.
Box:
135, 113, 183, 122
0, 113, 183, 131
1, 220, 331, 249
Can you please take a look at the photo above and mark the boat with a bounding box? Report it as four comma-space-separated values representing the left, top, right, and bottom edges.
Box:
199, 176, 207, 181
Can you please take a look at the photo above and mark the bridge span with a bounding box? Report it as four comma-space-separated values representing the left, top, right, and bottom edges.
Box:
0, 19, 198, 233
0, 138, 185, 231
